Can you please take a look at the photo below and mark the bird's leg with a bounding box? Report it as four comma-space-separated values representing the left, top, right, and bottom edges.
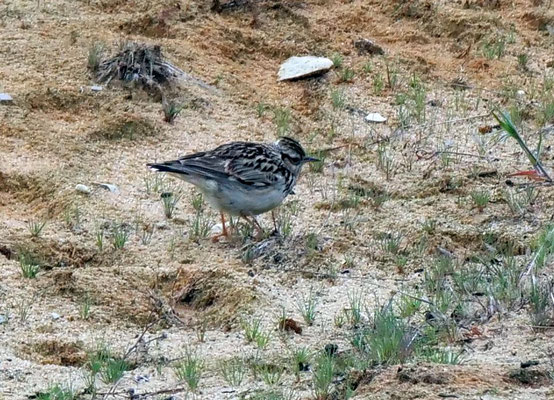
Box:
272, 210, 278, 234
211, 212, 229, 242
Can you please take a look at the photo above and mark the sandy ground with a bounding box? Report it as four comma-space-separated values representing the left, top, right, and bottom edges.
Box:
1, 0, 554, 399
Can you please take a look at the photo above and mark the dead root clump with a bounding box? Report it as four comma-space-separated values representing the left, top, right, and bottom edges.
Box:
170, 268, 257, 327
21, 339, 87, 367
93, 42, 184, 100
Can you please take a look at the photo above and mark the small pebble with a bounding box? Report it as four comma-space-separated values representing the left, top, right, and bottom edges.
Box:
51, 312, 61, 320
155, 221, 168, 230
521, 360, 539, 368
95, 183, 119, 193
0, 314, 8, 324
0, 93, 13, 102
353, 38, 385, 55
75, 184, 91, 194
90, 85, 103, 91
365, 112, 387, 123
134, 375, 150, 383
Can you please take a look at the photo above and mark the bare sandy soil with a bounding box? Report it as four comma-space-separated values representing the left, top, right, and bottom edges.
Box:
1, 0, 554, 399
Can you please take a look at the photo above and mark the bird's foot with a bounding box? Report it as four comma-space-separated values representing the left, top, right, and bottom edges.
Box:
211, 231, 229, 243
212, 212, 230, 242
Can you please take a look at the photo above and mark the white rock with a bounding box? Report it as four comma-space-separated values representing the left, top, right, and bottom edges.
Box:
365, 112, 387, 123
95, 183, 119, 193
211, 223, 223, 234
155, 221, 168, 230
0, 93, 13, 102
278, 56, 333, 81
51, 312, 61, 320
0, 314, 7, 324
91, 85, 103, 91
75, 184, 91, 194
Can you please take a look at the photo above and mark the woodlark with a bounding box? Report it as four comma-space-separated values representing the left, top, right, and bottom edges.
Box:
148, 137, 318, 240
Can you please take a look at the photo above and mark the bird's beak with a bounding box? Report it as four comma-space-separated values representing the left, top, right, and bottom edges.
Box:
303, 156, 320, 163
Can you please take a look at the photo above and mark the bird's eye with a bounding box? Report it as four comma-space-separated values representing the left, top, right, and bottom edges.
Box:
283, 153, 301, 164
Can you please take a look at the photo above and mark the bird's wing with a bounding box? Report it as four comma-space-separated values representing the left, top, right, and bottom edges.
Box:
149, 143, 287, 188
225, 156, 283, 187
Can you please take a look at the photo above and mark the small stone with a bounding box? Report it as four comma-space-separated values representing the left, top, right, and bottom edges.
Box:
353, 38, 385, 55
365, 112, 387, 123
75, 184, 91, 194
90, 85, 103, 91
278, 56, 333, 81
0, 93, 13, 102
0, 314, 8, 324
95, 183, 119, 193
516, 90, 525, 99
51, 312, 61, 320
134, 375, 150, 383
547, 59, 554, 68
155, 221, 168, 230
521, 360, 539, 369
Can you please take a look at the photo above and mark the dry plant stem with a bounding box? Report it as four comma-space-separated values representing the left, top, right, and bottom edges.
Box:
417, 150, 499, 161
102, 379, 123, 400
409, 113, 490, 131
123, 316, 159, 359
98, 386, 187, 398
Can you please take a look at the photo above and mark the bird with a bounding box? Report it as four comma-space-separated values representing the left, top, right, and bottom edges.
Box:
147, 137, 319, 241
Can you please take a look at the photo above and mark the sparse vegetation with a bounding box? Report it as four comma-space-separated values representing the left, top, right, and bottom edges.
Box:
339, 67, 355, 83
87, 41, 105, 71
173, 347, 204, 391
273, 107, 291, 135
111, 224, 129, 250
312, 353, 335, 398
161, 191, 182, 219
27, 219, 47, 237
218, 357, 247, 387
162, 99, 184, 124
331, 53, 343, 68
481, 33, 508, 59
470, 190, 490, 211
19, 252, 40, 279
5, 1, 554, 398
37, 384, 76, 400
79, 294, 92, 320
296, 290, 318, 326
87, 344, 128, 385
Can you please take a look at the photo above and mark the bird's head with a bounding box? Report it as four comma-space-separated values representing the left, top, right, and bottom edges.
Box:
275, 137, 319, 174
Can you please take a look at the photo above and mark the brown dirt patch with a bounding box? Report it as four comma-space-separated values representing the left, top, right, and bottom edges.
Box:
21, 339, 87, 367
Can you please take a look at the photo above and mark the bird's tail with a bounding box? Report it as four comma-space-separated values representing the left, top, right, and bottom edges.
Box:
147, 162, 190, 175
